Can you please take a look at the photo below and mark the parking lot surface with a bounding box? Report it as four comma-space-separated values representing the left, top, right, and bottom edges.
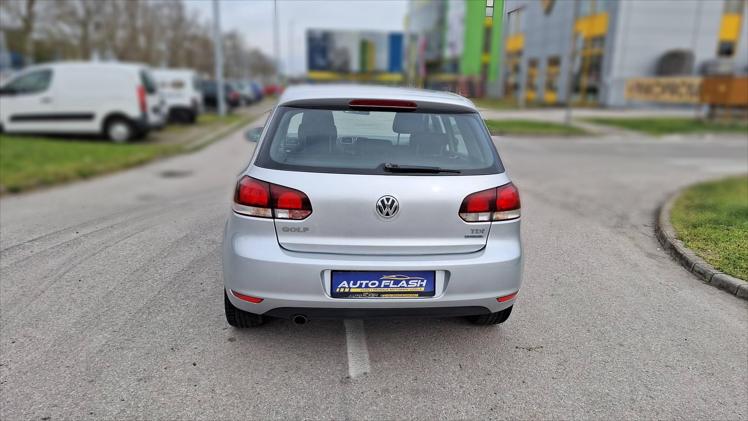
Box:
1, 120, 746, 420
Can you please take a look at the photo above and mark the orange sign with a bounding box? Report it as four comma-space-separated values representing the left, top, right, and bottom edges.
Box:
625, 77, 702, 104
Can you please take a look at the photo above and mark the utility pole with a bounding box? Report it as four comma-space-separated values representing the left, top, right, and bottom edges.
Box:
212, 0, 226, 116
564, 0, 580, 126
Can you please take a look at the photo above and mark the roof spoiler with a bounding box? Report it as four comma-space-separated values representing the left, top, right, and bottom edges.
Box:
281, 98, 476, 113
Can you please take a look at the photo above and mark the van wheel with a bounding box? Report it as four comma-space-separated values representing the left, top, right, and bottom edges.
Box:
225, 291, 265, 328
179, 109, 196, 124
105, 118, 135, 143
467, 306, 513, 326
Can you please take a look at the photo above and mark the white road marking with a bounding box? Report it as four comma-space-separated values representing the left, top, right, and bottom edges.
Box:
344, 319, 370, 378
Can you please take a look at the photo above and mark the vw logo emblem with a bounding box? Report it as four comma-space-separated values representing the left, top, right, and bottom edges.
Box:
376, 195, 399, 219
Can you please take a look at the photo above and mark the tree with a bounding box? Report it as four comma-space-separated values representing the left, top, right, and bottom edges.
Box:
0, 0, 40, 63
46, 0, 104, 59
0, 0, 276, 78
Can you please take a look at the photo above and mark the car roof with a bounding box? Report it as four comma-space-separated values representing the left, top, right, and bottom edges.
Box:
277, 84, 477, 112
24, 61, 148, 73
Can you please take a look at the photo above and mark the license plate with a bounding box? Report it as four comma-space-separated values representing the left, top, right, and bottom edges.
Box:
331, 271, 435, 298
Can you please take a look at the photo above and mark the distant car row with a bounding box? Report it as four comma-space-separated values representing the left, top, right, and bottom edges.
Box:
200, 80, 264, 110
0, 61, 267, 142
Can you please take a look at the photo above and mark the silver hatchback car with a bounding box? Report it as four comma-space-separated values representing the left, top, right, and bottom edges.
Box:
223, 85, 522, 327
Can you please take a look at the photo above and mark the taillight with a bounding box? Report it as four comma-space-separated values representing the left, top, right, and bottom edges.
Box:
233, 176, 312, 220
270, 184, 312, 219
459, 182, 520, 222
234, 176, 272, 217
137, 85, 147, 114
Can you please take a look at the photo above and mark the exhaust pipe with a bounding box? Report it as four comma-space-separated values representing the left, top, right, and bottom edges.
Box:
292, 314, 308, 325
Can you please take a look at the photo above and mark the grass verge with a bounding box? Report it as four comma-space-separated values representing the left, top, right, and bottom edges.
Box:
670, 175, 748, 280
584, 117, 748, 136
471, 98, 521, 110
484, 119, 588, 136
0, 99, 273, 194
0, 135, 181, 193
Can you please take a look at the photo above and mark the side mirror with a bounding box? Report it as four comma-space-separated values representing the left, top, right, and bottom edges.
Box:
245, 127, 263, 142
0, 87, 15, 96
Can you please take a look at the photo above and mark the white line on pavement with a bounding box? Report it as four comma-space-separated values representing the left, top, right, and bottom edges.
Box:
344, 319, 370, 378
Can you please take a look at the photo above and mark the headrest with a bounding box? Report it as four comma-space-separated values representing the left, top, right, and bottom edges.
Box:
298, 110, 337, 140
392, 113, 425, 134
300, 110, 335, 128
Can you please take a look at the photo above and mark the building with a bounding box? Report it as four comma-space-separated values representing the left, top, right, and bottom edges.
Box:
404, 0, 504, 97
306, 29, 404, 83
499, 0, 748, 107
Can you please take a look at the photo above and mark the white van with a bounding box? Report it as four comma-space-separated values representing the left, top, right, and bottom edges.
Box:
152, 68, 203, 123
0, 61, 165, 142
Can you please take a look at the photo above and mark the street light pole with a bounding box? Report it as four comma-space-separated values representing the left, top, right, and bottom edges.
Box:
273, 0, 280, 82
288, 19, 295, 79
212, 0, 226, 117
564, 0, 580, 126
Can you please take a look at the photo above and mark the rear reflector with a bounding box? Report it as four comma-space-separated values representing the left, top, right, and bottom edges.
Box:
497, 292, 518, 302
231, 290, 263, 303
233, 176, 312, 220
459, 182, 521, 222
349, 99, 417, 110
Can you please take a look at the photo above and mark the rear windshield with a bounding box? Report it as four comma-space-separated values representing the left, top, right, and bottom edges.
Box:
140, 70, 158, 94
255, 106, 503, 175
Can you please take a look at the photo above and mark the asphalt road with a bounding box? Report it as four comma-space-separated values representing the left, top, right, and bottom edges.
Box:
1, 120, 747, 420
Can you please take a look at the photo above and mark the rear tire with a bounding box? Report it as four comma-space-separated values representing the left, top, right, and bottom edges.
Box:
173, 109, 196, 124
105, 117, 135, 143
467, 306, 513, 326
224, 291, 265, 328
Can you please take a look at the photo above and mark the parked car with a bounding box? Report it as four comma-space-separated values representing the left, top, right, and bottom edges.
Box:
0, 61, 165, 142
250, 81, 264, 102
201, 80, 241, 110
263, 83, 282, 96
223, 85, 523, 327
153, 68, 203, 124
229, 81, 254, 105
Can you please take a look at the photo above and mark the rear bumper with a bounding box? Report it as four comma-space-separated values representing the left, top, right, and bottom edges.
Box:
133, 116, 151, 135
149, 113, 166, 129
264, 306, 490, 320
222, 214, 523, 317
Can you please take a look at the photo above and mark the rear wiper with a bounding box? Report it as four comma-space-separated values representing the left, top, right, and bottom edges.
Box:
382, 163, 461, 174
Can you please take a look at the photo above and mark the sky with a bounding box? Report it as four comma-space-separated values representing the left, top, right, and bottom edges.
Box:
184, 0, 409, 76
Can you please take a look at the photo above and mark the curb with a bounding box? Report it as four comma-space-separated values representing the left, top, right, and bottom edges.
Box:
184, 106, 272, 151
184, 117, 250, 151
655, 189, 748, 300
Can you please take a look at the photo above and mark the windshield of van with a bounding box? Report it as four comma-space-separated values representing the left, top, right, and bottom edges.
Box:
255, 106, 502, 175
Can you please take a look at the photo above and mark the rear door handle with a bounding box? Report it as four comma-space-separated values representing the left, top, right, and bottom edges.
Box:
40, 97, 53, 104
